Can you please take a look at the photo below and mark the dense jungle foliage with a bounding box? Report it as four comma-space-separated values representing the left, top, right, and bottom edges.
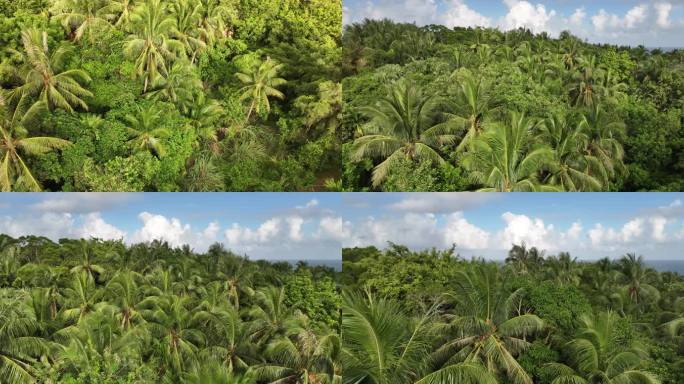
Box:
0, 0, 341, 191
341, 244, 684, 384
341, 20, 684, 191
0, 234, 341, 383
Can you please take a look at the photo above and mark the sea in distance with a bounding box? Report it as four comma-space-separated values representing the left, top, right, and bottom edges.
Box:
646, 260, 684, 275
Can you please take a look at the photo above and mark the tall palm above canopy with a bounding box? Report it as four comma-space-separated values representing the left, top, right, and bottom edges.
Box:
447, 70, 499, 151
50, 0, 116, 41
545, 252, 581, 285
435, 265, 544, 384
545, 311, 660, 384
506, 242, 545, 274
124, 0, 185, 92
619, 253, 660, 311
235, 57, 287, 125
350, 80, 458, 187
3, 28, 93, 113
0, 104, 71, 192
461, 111, 556, 192
539, 112, 602, 191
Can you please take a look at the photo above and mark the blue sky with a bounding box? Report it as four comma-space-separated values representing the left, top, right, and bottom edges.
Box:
0, 193, 342, 261
343, 0, 684, 47
340, 193, 684, 260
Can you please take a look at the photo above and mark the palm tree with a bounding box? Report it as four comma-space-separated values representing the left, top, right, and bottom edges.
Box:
146, 59, 202, 109
447, 70, 499, 151
579, 104, 625, 188
461, 111, 556, 192
106, 0, 137, 28
436, 265, 543, 384
197, 0, 237, 46
68, 240, 106, 281
350, 80, 458, 187
0, 106, 71, 192
106, 270, 146, 329
545, 252, 581, 285
619, 253, 660, 311
140, 294, 206, 374
170, 0, 206, 63
124, 104, 170, 157
0, 292, 49, 384
199, 304, 255, 373
54, 306, 146, 377
50, 0, 116, 41
61, 271, 108, 323
506, 242, 545, 274
539, 112, 602, 191
184, 361, 255, 384
256, 327, 341, 384
236, 57, 287, 125
545, 311, 660, 384
570, 55, 603, 107
124, 0, 184, 92
5, 28, 93, 113
342, 290, 494, 384
248, 286, 304, 346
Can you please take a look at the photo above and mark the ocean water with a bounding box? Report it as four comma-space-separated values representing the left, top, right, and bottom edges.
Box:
645, 260, 684, 275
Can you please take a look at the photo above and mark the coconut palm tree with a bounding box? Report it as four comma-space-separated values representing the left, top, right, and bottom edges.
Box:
447, 70, 499, 151
196, 0, 236, 47
124, 104, 170, 157
54, 306, 146, 377
140, 294, 207, 374
170, 0, 206, 63
146, 59, 202, 109
570, 55, 603, 107
436, 264, 544, 384
0, 105, 71, 192
539, 112, 602, 191
68, 240, 106, 281
4, 28, 93, 113
235, 57, 287, 125
124, 0, 185, 92
50, 0, 116, 41
461, 111, 556, 192
619, 253, 660, 312
506, 242, 545, 275
106, 0, 137, 28
545, 311, 660, 384
579, 104, 625, 189
61, 271, 109, 323
350, 80, 458, 187
256, 327, 341, 384
184, 361, 256, 384
342, 290, 494, 384
545, 252, 581, 285
248, 286, 304, 346
106, 269, 146, 329
198, 304, 255, 373
0, 292, 49, 384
